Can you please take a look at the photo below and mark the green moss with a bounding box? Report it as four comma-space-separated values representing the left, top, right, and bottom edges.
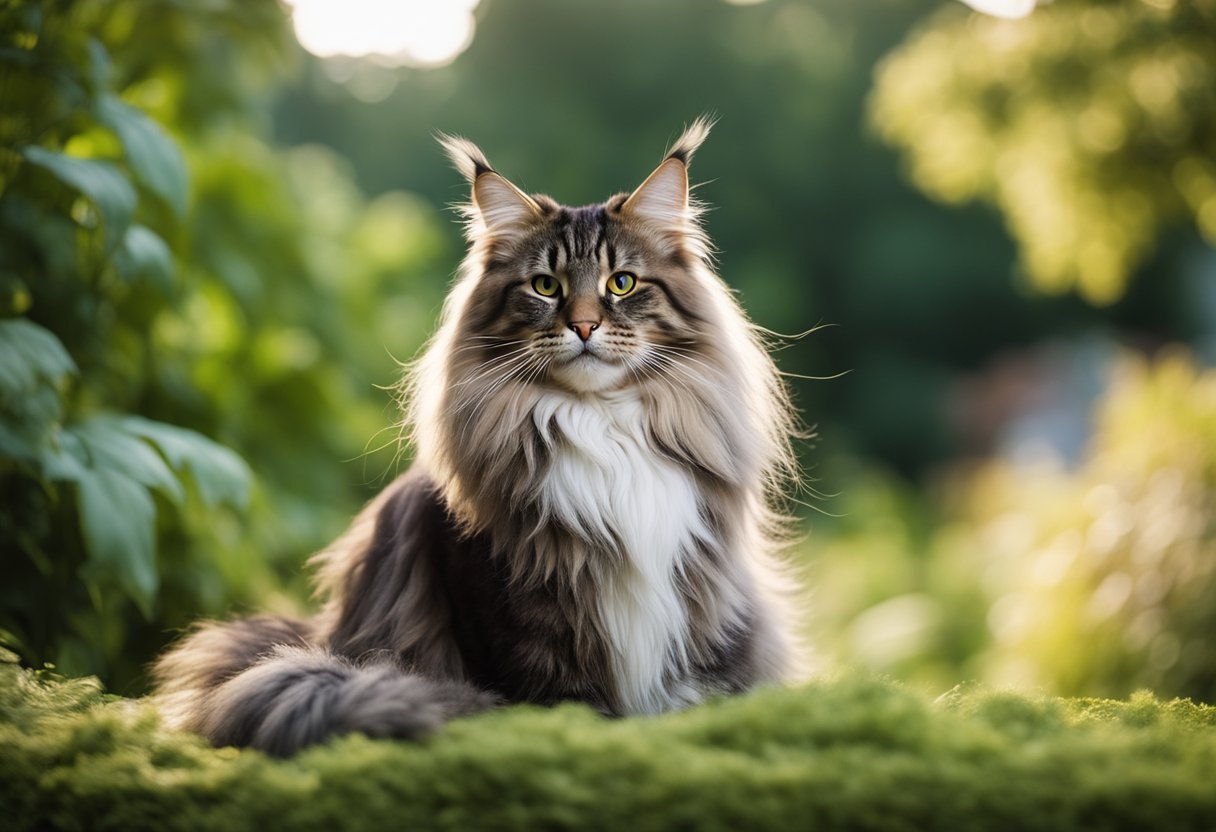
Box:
3, 660, 1214, 831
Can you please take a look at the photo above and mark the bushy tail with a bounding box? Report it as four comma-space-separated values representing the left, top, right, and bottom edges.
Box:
152, 616, 496, 756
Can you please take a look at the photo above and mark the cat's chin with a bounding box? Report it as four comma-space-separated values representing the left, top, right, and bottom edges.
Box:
548, 354, 631, 394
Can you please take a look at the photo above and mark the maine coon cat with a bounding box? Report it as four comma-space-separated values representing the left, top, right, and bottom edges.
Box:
153, 118, 805, 755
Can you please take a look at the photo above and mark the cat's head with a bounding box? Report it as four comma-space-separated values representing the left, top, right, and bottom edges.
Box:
437, 117, 717, 395
404, 119, 796, 520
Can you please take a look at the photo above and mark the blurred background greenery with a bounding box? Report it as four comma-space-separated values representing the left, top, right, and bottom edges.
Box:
2, 0, 1213, 702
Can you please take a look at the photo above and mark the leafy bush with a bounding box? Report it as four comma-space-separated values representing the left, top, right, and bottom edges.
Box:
0, 0, 451, 691
948, 351, 1216, 700
800, 462, 993, 693
808, 352, 1216, 702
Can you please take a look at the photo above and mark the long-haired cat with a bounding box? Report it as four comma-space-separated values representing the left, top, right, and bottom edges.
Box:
152, 118, 805, 755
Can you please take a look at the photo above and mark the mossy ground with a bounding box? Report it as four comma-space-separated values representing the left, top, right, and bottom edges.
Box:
3, 656, 1215, 831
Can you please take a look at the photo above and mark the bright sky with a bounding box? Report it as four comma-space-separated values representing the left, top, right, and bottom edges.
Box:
283, 0, 1035, 71
958, 0, 1037, 19
283, 0, 482, 68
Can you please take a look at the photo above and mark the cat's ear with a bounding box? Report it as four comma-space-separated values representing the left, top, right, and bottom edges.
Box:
438, 133, 541, 236
621, 116, 714, 230
472, 173, 541, 235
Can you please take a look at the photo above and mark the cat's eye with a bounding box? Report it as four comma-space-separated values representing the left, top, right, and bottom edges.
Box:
531, 274, 560, 297
607, 272, 637, 296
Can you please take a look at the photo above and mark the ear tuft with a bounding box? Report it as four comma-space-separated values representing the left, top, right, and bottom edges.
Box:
437, 133, 494, 183
664, 114, 716, 166
438, 132, 541, 237
621, 116, 716, 229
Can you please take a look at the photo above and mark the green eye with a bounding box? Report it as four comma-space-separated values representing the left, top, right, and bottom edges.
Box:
608, 271, 637, 296
532, 274, 560, 297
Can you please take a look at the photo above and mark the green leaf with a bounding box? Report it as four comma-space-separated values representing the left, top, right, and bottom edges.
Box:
0, 318, 77, 404
0, 194, 80, 282
86, 38, 110, 91
19, 145, 136, 251
0, 388, 63, 464
118, 415, 252, 509
114, 225, 174, 292
94, 94, 188, 217
39, 430, 88, 482
76, 467, 158, 619
0, 319, 76, 463
70, 417, 185, 505
0, 420, 40, 464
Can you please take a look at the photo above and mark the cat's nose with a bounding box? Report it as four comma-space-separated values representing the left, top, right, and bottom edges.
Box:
569, 320, 600, 342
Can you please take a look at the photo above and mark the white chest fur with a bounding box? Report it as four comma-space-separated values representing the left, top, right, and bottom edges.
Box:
532, 390, 708, 714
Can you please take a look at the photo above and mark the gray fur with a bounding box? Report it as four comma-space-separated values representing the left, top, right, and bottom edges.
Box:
201, 646, 496, 757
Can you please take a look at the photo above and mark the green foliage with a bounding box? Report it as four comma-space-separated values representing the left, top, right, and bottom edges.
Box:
2, 657, 1215, 830
808, 353, 1216, 701
0, 319, 77, 458
18, 145, 136, 249
92, 93, 188, 217
870, 0, 1216, 304
0, 0, 269, 688
0, 0, 453, 690
801, 463, 993, 694
943, 352, 1216, 700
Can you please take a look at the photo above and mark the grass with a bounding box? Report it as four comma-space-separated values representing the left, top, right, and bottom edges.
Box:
2, 653, 1215, 831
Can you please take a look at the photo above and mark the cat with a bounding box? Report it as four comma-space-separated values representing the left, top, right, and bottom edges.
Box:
152, 118, 806, 756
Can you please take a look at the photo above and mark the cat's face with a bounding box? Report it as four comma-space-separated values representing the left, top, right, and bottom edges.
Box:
459, 198, 712, 394
442, 122, 716, 395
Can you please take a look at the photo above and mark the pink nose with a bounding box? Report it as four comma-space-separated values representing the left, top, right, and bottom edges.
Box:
570, 321, 599, 342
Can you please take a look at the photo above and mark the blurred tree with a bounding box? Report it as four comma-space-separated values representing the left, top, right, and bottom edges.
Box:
0, 0, 450, 691
943, 351, 1216, 700
871, 0, 1216, 305
806, 351, 1216, 701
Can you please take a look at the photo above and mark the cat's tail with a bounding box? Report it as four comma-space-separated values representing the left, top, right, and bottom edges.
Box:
151, 615, 496, 756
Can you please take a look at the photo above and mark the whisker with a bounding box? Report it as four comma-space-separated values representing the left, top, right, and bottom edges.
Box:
751, 320, 839, 341
642, 348, 752, 411
451, 348, 537, 389
452, 336, 530, 350
451, 341, 533, 362
453, 351, 552, 448
778, 369, 852, 382
633, 353, 705, 405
